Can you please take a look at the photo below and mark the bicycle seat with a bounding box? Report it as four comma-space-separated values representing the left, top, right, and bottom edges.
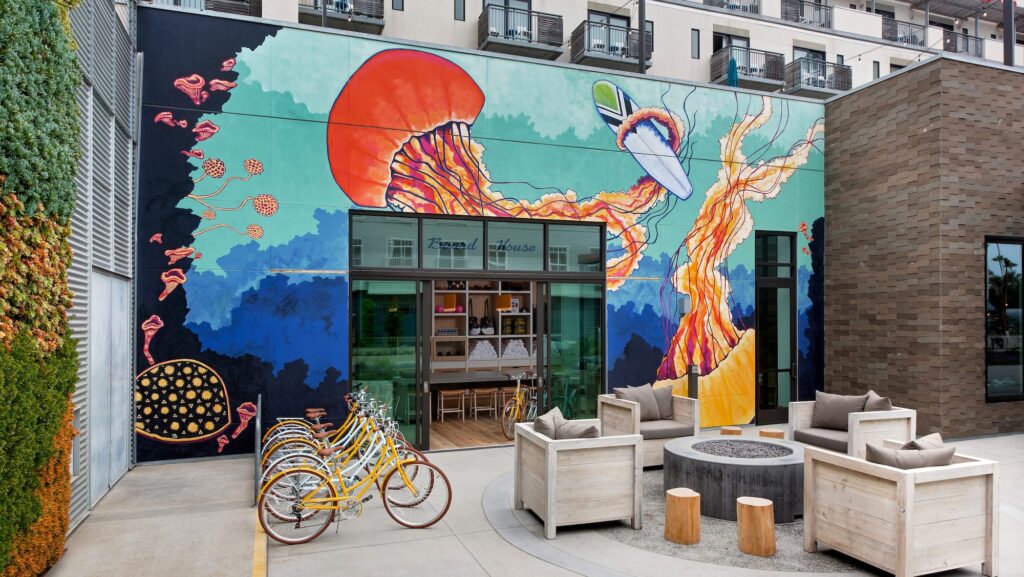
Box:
311, 422, 333, 431
316, 445, 346, 456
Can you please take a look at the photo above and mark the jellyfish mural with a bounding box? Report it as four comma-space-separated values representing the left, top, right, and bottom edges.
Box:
326, 49, 690, 289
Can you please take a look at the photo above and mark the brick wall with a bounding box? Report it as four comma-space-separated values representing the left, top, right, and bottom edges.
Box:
824, 57, 1024, 437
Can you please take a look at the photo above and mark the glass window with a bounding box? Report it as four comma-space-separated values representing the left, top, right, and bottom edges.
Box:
872, 60, 880, 79
487, 221, 543, 271
691, 29, 700, 59
392, 0, 403, 10
455, 0, 465, 20
548, 224, 602, 272
794, 47, 826, 61
986, 240, 1023, 400
755, 233, 793, 278
836, 54, 844, 65
351, 214, 418, 268
422, 219, 483, 270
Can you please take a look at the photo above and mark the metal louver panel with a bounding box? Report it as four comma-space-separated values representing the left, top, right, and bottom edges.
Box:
92, 0, 116, 109
70, 0, 93, 83
68, 84, 94, 531
115, 25, 133, 129
113, 127, 133, 277
91, 101, 114, 271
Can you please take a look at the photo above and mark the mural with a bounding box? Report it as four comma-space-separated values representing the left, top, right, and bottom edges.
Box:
135, 8, 825, 460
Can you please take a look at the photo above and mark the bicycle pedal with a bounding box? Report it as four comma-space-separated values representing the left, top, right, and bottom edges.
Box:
361, 495, 374, 504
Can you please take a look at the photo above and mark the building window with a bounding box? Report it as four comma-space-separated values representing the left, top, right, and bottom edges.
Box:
455, 0, 465, 20
548, 246, 568, 271
393, 0, 404, 10
836, 54, 844, 65
986, 238, 1023, 401
351, 239, 363, 267
890, 62, 905, 73
387, 238, 415, 268
488, 244, 508, 270
423, 218, 482, 270
794, 47, 826, 61
872, 60, 880, 79
691, 29, 700, 59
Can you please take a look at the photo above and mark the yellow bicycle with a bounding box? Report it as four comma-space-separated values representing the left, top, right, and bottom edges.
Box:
258, 421, 451, 544
500, 372, 538, 440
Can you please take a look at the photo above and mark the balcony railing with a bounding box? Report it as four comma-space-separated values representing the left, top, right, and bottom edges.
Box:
784, 58, 852, 92
782, 0, 832, 28
297, 0, 384, 19
151, 0, 205, 8
478, 5, 563, 48
570, 21, 653, 62
942, 30, 983, 57
710, 45, 785, 82
704, 0, 761, 15
881, 17, 925, 47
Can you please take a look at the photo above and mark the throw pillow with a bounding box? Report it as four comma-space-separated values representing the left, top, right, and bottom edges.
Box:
653, 385, 674, 420
556, 421, 600, 440
811, 390, 868, 431
533, 407, 565, 439
865, 443, 956, 469
901, 432, 944, 450
613, 384, 662, 422
864, 390, 893, 412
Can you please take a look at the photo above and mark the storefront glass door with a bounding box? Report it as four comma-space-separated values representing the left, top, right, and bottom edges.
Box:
350, 279, 423, 446
546, 283, 604, 419
755, 232, 797, 425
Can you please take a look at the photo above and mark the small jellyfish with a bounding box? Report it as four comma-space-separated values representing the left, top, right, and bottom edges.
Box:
209, 79, 237, 92
140, 315, 164, 366
158, 269, 187, 301
182, 149, 204, 159
149, 233, 163, 244
220, 58, 236, 72
246, 224, 264, 239
232, 402, 258, 438
173, 73, 206, 106
193, 158, 226, 183
192, 120, 220, 142
216, 435, 230, 453
201, 210, 216, 220
164, 246, 196, 265
243, 158, 264, 176
252, 194, 278, 217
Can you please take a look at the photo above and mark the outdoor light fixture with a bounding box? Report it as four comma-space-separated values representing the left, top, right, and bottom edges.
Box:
679, 295, 692, 319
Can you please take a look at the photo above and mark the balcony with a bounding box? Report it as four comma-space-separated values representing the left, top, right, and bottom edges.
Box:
297, 0, 384, 34
942, 30, 984, 58
881, 17, 925, 47
783, 58, 852, 98
151, 0, 251, 14
782, 0, 832, 29
570, 21, 653, 72
704, 0, 761, 15
709, 45, 785, 91
478, 5, 563, 61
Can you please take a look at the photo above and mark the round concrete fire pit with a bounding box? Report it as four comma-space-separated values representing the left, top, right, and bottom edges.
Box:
663, 437, 804, 522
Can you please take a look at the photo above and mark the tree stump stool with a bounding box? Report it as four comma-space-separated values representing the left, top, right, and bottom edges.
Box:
759, 428, 785, 439
664, 488, 700, 544
720, 426, 742, 436
737, 497, 775, 556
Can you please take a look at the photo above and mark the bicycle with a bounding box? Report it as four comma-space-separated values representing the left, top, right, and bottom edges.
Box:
258, 419, 451, 545
499, 372, 538, 440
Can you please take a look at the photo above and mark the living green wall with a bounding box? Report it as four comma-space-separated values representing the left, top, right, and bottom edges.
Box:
0, 0, 81, 574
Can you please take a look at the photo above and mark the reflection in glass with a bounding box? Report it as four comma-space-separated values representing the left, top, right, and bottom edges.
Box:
422, 219, 483, 270
351, 280, 419, 442
548, 225, 602, 272
986, 242, 1023, 399
487, 221, 543, 271
549, 283, 603, 419
351, 215, 418, 268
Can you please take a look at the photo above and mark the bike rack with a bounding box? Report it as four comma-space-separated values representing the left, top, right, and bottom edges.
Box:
253, 393, 262, 506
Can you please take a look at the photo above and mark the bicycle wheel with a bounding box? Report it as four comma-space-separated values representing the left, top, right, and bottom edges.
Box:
500, 399, 518, 440
258, 468, 337, 545
261, 453, 328, 493
261, 437, 320, 469
382, 461, 452, 529
261, 420, 312, 445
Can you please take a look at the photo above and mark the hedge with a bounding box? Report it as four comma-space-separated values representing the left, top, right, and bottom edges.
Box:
0, 0, 81, 220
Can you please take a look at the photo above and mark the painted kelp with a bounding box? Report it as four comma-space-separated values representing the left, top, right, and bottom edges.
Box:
135, 7, 825, 460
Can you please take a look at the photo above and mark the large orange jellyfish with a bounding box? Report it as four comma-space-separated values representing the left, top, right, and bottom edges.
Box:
327, 49, 675, 289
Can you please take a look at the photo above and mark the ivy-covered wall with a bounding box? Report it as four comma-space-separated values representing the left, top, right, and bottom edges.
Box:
0, 0, 82, 574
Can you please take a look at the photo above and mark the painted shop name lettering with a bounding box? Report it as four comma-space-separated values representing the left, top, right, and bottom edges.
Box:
427, 237, 537, 253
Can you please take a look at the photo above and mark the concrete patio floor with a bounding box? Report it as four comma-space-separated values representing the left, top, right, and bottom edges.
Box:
49, 431, 1024, 577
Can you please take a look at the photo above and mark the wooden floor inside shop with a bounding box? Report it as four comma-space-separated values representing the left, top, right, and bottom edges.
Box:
428, 416, 510, 451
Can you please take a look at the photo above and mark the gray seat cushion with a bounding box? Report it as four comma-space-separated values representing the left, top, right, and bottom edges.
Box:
613, 384, 662, 422
864, 390, 893, 412
556, 420, 599, 440
811, 390, 867, 431
653, 385, 674, 420
866, 444, 955, 469
638, 420, 694, 440
533, 407, 564, 439
902, 432, 943, 450
794, 427, 849, 453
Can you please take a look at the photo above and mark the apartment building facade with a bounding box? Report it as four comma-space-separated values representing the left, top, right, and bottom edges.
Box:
155, 0, 1023, 97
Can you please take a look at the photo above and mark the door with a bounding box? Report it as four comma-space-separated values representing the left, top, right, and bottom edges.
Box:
89, 272, 131, 506
755, 233, 797, 425
545, 282, 604, 420
350, 279, 425, 448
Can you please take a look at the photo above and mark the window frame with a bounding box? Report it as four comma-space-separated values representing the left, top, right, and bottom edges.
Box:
984, 236, 1024, 403
691, 28, 700, 59
455, 0, 465, 20
872, 60, 880, 79
393, 0, 404, 11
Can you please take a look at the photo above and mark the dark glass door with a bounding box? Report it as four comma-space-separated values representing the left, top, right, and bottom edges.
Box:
544, 282, 604, 420
755, 232, 797, 425
350, 279, 425, 447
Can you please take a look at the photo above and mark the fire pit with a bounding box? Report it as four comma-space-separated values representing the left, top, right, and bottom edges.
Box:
663, 436, 804, 522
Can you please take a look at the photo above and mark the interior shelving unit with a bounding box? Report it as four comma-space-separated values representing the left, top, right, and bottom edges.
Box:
430, 279, 536, 379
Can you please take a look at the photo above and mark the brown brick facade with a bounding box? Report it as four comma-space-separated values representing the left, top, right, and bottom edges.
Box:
824, 57, 1024, 437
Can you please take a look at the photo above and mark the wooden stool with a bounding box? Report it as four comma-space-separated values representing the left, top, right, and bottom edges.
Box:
737, 496, 775, 557
664, 488, 700, 544
470, 388, 498, 420
721, 426, 742, 436
759, 428, 785, 439
437, 389, 466, 422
